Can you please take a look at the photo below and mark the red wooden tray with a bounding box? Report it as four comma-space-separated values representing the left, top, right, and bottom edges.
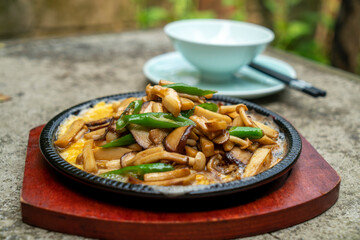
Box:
21, 125, 340, 240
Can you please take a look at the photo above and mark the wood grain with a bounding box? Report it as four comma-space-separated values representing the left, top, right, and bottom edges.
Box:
21, 125, 340, 240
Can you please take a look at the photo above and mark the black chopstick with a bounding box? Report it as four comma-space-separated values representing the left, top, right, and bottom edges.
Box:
248, 62, 326, 97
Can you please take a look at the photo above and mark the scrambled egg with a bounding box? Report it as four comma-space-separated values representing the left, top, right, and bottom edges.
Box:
58, 102, 114, 167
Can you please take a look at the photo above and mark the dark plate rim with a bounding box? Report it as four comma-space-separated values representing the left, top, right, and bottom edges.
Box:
39, 92, 302, 199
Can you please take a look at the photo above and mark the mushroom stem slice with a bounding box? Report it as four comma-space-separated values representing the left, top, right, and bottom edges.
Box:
229, 136, 252, 149
142, 173, 196, 186
150, 85, 182, 117
93, 147, 132, 160
55, 119, 85, 148
132, 151, 188, 165
205, 119, 228, 131
129, 146, 164, 165
178, 93, 203, 103
180, 97, 195, 110
236, 105, 255, 127
243, 148, 272, 178
185, 146, 198, 158
159, 79, 175, 85
253, 121, 279, 138
194, 106, 232, 124
144, 168, 191, 182
188, 152, 206, 171
200, 136, 215, 157
83, 139, 98, 173
254, 135, 277, 145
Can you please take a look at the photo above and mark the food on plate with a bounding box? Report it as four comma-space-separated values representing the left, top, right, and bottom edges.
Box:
54, 80, 286, 186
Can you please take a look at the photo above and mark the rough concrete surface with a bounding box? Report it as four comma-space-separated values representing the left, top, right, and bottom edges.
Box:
0, 29, 359, 239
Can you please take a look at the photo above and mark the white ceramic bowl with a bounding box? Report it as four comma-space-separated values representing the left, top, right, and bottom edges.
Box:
164, 19, 274, 82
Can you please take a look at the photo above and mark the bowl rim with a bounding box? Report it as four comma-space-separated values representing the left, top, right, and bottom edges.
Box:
164, 19, 275, 47
39, 92, 301, 199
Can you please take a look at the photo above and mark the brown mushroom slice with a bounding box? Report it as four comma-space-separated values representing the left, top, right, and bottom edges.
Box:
194, 106, 232, 124
165, 125, 193, 153
82, 139, 98, 173
133, 151, 188, 166
85, 118, 112, 128
144, 168, 191, 182
199, 136, 215, 157
229, 136, 252, 149
55, 119, 86, 148
213, 130, 230, 144
128, 124, 152, 149
253, 121, 279, 138
149, 128, 169, 145
93, 147, 132, 160
243, 148, 272, 178
180, 97, 194, 110
84, 128, 106, 140
120, 151, 138, 167
141, 173, 196, 186
139, 101, 154, 113
226, 147, 252, 165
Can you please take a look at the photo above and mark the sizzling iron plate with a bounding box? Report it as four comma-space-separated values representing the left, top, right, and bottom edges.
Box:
40, 92, 301, 199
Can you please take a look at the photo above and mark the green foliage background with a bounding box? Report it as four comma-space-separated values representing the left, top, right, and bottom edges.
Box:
133, 0, 358, 73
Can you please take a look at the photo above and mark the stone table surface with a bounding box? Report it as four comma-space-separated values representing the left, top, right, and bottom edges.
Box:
0, 29, 359, 240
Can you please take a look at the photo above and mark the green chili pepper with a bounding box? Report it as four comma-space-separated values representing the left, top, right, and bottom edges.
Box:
99, 163, 174, 180
163, 83, 217, 96
181, 108, 195, 118
100, 133, 136, 148
116, 100, 143, 130
229, 127, 264, 139
117, 112, 196, 129
197, 102, 218, 112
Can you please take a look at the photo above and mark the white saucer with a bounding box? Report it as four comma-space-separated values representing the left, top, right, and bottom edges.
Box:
143, 52, 296, 99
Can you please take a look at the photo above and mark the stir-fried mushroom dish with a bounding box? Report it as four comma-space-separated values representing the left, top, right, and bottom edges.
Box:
55, 80, 287, 186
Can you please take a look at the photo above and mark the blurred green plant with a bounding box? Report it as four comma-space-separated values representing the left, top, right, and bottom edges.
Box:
133, 0, 358, 72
